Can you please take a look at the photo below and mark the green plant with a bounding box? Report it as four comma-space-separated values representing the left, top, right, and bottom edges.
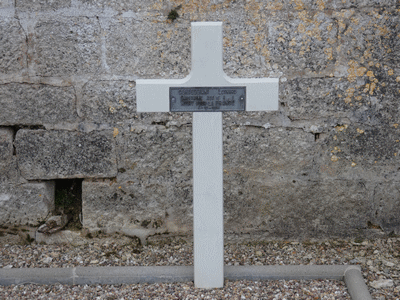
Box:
26, 234, 34, 244
167, 9, 179, 21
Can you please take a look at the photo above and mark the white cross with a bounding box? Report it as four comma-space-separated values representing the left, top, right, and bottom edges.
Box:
136, 22, 278, 289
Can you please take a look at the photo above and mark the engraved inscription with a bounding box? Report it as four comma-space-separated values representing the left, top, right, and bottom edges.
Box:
170, 87, 246, 112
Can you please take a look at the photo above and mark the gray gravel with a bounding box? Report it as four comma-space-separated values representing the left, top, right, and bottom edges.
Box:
0, 234, 399, 299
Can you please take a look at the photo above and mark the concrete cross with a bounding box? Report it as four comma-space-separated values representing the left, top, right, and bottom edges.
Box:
136, 22, 279, 289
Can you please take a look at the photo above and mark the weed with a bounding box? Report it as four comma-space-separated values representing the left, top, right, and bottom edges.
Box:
26, 234, 34, 244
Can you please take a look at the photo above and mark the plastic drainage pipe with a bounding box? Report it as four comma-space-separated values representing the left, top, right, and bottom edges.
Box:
0, 265, 372, 300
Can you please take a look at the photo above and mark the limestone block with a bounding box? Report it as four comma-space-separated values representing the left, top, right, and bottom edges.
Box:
335, 7, 399, 70
0, 157, 22, 184
69, 0, 162, 13
15, 0, 71, 11
0, 128, 21, 184
0, 84, 77, 125
328, 0, 397, 9
82, 179, 192, 243
315, 124, 400, 181
281, 77, 399, 125
0, 182, 55, 226
0, 18, 26, 75
105, 19, 190, 77
0, 128, 13, 162
115, 119, 192, 184
223, 126, 318, 182
80, 80, 136, 124
15, 129, 117, 179
224, 179, 375, 238
264, 10, 337, 77
372, 182, 400, 235
33, 17, 101, 76
0, 0, 13, 8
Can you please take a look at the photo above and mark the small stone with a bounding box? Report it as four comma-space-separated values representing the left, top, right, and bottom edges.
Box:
303, 254, 313, 259
3, 265, 13, 269
255, 251, 263, 256
90, 260, 99, 264
370, 279, 394, 289
42, 257, 53, 263
383, 260, 395, 267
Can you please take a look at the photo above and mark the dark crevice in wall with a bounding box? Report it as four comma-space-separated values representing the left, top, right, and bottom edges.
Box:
54, 179, 83, 230
12, 125, 45, 131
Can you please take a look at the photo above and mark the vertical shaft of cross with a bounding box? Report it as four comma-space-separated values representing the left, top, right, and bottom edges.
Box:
193, 112, 224, 288
190, 22, 224, 85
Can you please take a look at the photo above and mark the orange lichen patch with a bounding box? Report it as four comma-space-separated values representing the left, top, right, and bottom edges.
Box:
347, 60, 361, 82
355, 96, 362, 101
366, 70, 374, 77
261, 46, 270, 60
113, 127, 119, 138
368, 61, 374, 67
364, 49, 372, 60
151, 1, 163, 10
335, 124, 348, 132
327, 37, 336, 44
331, 155, 339, 162
316, 0, 325, 10
356, 128, 365, 134
346, 87, 355, 97
338, 20, 346, 32
393, 124, 399, 129
344, 26, 353, 36
356, 67, 367, 77
377, 25, 390, 36
289, 37, 297, 47
277, 37, 285, 43
292, 0, 305, 10
388, 69, 394, 76
369, 82, 376, 95
375, 63, 381, 68
396, 76, 400, 82
223, 37, 232, 48
266, 0, 284, 10
351, 162, 357, 167
344, 97, 351, 104
298, 23, 306, 33
350, 17, 359, 25
324, 47, 333, 60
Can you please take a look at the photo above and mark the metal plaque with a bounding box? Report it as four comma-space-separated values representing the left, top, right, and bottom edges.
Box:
170, 87, 246, 112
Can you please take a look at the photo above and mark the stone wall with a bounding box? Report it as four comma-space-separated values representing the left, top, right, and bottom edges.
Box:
0, 0, 399, 241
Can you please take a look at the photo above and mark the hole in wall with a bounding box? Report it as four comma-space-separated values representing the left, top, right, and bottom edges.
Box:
54, 179, 83, 230
314, 133, 320, 141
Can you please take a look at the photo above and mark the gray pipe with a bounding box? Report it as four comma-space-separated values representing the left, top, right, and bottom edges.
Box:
0, 265, 373, 300
344, 267, 373, 300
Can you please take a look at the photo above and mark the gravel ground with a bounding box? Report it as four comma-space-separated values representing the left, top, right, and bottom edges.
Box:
0, 234, 399, 299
